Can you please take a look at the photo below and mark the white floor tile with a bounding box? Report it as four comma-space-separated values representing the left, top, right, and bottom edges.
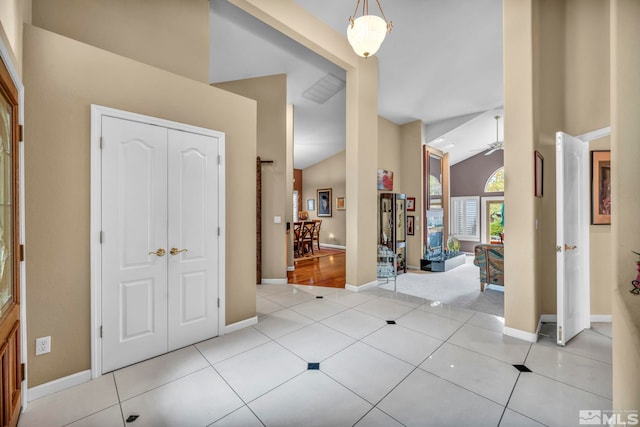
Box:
120, 368, 243, 427
526, 344, 612, 399
362, 324, 443, 366
293, 285, 343, 297
396, 309, 465, 340
448, 323, 531, 364
324, 290, 379, 307
209, 405, 263, 427
276, 323, 355, 362
252, 308, 314, 339
289, 298, 348, 321
65, 405, 124, 427
420, 342, 519, 405
378, 368, 504, 426
415, 300, 476, 322
322, 342, 414, 404
321, 309, 386, 339
196, 327, 271, 365
467, 311, 506, 333
249, 371, 371, 427
19, 374, 119, 427
354, 297, 416, 320
558, 330, 612, 364
354, 408, 404, 427
114, 346, 209, 401
499, 409, 545, 426
262, 288, 316, 308
255, 284, 291, 296
591, 322, 612, 338
508, 373, 612, 427
213, 341, 306, 402
377, 291, 427, 308
256, 296, 285, 315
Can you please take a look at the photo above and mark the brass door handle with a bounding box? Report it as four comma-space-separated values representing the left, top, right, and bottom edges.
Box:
564, 244, 577, 251
170, 248, 188, 256
148, 248, 166, 257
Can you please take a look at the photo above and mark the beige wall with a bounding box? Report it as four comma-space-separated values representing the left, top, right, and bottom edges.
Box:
303, 151, 346, 247
32, 0, 208, 83
24, 25, 257, 387
378, 117, 402, 193
400, 121, 424, 268
0, 0, 31, 75
214, 75, 288, 281
611, 0, 640, 412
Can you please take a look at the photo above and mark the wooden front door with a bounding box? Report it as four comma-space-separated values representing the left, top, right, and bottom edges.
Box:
0, 53, 22, 426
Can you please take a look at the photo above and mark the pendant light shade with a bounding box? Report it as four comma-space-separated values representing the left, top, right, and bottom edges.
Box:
347, 0, 392, 58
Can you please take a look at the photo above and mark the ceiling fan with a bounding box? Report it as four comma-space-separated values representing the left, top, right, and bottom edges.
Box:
484, 115, 504, 155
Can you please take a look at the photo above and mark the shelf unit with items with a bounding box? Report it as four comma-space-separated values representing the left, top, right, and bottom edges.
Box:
379, 192, 407, 276
377, 245, 397, 290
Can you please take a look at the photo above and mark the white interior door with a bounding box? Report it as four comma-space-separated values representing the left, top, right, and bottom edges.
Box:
555, 132, 590, 346
167, 129, 220, 350
101, 117, 169, 372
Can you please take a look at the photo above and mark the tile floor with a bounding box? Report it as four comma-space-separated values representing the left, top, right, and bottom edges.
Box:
18, 284, 613, 427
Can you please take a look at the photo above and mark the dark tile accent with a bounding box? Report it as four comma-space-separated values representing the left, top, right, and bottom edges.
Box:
316, 296, 324, 299
308, 362, 320, 370
386, 320, 397, 325
513, 364, 532, 372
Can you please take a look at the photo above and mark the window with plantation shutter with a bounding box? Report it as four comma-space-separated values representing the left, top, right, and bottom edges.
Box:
450, 196, 480, 241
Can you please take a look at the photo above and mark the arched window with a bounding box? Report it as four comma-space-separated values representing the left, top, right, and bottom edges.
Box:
485, 167, 505, 192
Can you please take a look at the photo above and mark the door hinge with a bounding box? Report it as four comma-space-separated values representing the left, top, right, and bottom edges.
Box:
100, 231, 104, 244
217, 298, 220, 308
18, 125, 24, 142
555, 245, 562, 253
19, 244, 24, 262
100, 325, 103, 338
217, 155, 221, 165
218, 227, 220, 236
20, 363, 25, 380
100, 136, 104, 149
557, 326, 562, 343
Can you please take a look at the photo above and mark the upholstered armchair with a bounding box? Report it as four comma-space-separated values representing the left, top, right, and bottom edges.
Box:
473, 244, 504, 291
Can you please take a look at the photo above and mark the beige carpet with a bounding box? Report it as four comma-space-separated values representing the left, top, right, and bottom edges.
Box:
379, 255, 504, 317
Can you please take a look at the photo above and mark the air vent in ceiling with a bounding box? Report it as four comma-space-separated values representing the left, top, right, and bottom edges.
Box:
302, 73, 346, 104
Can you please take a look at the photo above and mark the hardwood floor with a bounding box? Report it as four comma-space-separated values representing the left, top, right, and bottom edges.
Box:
287, 249, 346, 288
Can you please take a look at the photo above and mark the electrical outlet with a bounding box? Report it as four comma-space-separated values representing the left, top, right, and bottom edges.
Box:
35, 336, 51, 356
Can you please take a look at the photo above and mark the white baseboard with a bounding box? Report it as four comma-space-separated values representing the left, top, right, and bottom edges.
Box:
503, 326, 539, 343
320, 244, 346, 250
27, 369, 92, 402
261, 278, 288, 285
590, 314, 612, 323
345, 280, 378, 292
224, 316, 258, 334
287, 266, 295, 271
540, 314, 557, 323
407, 265, 420, 271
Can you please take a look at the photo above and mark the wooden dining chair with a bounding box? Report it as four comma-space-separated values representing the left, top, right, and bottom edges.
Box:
292, 222, 303, 257
312, 219, 322, 251
300, 221, 316, 256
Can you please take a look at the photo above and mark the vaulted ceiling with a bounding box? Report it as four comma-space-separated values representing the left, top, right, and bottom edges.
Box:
209, 0, 504, 169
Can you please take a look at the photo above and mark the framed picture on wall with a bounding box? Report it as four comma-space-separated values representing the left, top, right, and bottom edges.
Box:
377, 169, 393, 190
317, 188, 332, 217
336, 196, 346, 210
407, 197, 416, 211
307, 199, 315, 211
592, 150, 611, 225
407, 215, 415, 235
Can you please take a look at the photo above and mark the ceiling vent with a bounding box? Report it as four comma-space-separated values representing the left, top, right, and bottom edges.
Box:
302, 74, 346, 104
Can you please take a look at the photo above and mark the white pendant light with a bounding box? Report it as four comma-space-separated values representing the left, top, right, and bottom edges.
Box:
347, 0, 392, 58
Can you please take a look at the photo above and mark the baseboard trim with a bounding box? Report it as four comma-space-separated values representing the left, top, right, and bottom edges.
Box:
261, 278, 288, 285
27, 369, 92, 402
503, 326, 539, 343
590, 314, 612, 323
319, 244, 346, 250
540, 314, 557, 323
287, 266, 295, 272
224, 316, 258, 334
345, 280, 378, 292
407, 265, 420, 271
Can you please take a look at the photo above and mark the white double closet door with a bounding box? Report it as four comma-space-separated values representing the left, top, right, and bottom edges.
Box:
101, 116, 221, 373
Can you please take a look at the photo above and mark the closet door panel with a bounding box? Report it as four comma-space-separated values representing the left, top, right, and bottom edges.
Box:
101, 117, 168, 373
167, 129, 220, 350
